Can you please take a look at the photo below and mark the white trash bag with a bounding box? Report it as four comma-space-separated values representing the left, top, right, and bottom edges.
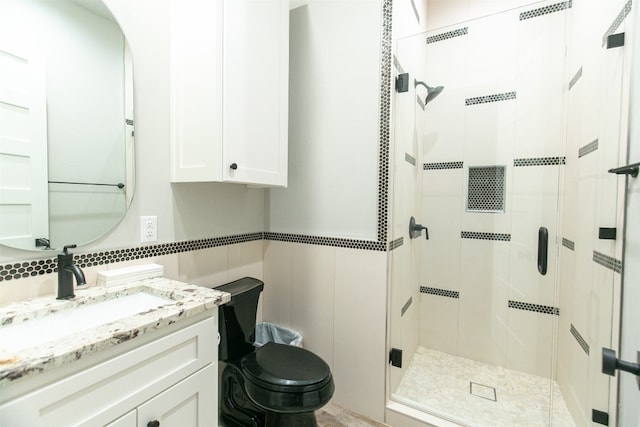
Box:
254, 322, 303, 347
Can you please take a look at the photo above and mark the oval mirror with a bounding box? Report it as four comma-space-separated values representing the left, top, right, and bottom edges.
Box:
0, 0, 134, 252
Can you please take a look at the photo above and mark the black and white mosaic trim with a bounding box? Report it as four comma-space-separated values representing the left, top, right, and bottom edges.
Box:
405, 153, 416, 166
424, 161, 463, 170
465, 92, 516, 106
593, 250, 622, 273
602, 0, 633, 47
578, 139, 598, 158
0, 232, 264, 283
389, 237, 404, 251
569, 67, 583, 91
420, 286, 460, 299
562, 237, 575, 251
426, 27, 468, 44
377, 0, 392, 244
461, 231, 511, 241
508, 300, 560, 316
520, 0, 572, 21
514, 157, 566, 167
401, 296, 413, 316
264, 232, 385, 251
570, 323, 590, 355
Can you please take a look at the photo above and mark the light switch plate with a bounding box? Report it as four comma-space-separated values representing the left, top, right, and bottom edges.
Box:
140, 216, 157, 243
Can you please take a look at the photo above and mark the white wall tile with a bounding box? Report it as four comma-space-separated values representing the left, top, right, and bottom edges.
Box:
228, 240, 263, 282
262, 240, 292, 327
506, 308, 555, 377
419, 293, 459, 354
333, 248, 387, 422
290, 244, 335, 366
177, 246, 228, 287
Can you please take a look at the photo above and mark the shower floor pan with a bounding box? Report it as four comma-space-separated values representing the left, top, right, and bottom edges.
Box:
392, 347, 575, 427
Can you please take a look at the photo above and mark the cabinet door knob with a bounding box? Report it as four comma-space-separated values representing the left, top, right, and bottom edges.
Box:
230, 163, 238, 170
147, 421, 160, 427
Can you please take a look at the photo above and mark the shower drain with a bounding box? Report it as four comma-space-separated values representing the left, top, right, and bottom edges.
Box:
470, 382, 497, 402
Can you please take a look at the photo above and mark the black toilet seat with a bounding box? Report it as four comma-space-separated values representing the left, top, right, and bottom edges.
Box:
241, 342, 333, 393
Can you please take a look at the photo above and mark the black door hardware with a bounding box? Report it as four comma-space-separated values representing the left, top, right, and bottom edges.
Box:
396, 73, 409, 93
602, 347, 640, 389
389, 348, 403, 368
608, 162, 639, 178
598, 227, 617, 240
147, 421, 160, 427
230, 163, 238, 170
409, 216, 429, 240
537, 227, 548, 275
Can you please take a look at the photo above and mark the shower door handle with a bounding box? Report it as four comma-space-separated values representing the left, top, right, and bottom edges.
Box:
602, 348, 640, 389
537, 227, 548, 275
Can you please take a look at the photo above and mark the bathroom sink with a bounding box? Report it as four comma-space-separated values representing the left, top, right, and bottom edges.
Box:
0, 291, 173, 353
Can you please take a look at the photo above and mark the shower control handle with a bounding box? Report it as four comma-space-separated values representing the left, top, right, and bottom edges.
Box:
147, 421, 160, 427
409, 216, 429, 240
230, 163, 238, 170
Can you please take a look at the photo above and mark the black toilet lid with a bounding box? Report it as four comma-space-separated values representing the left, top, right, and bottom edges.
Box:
241, 342, 332, 392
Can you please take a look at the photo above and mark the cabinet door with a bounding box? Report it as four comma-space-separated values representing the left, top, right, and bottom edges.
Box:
137, 365, 217, 427
106, 410, 136, 427
222, 0, 289, 187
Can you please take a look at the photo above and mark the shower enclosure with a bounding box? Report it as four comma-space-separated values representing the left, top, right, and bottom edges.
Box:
387, 1, 632, 426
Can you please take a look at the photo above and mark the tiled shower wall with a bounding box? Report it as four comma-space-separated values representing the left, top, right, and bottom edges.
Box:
417, 1, 569, 379
557, 0, 631, 425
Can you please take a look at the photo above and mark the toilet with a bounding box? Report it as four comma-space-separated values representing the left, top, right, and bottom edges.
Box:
215, 277, 334, 427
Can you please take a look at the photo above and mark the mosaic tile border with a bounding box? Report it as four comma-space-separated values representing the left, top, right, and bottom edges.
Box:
579, 139, 598, 158
520, 0, 572, 21
423, 161, 463, 170
405, 153, 416, 166
401, 296, 413, 316
570, 323, 589, 355
264, 232, 386, 251
514, 157, 566, 167
569, 67, 582, 91
0, 232, 264, 283
461, 231, 511, 241
467, 166, 506, 212
562, 237, 575, 251
389, 237, 404, 251
420, 286, 460, 299
593, 250, 622, 273
427, 27, 468, 44
508, 300, 559, 316
465, 92, 516, 106
602, 0, 633, 47
377, 0, 392, 244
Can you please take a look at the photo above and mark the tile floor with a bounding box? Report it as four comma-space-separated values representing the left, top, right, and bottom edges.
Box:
393, 347, 576, 427
317, 402, 391, 427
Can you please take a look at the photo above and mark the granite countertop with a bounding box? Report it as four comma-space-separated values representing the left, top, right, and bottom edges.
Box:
0, 278, 230, 387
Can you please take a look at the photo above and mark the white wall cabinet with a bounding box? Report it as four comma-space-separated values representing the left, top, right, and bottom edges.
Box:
170, 0, 289, 187
0, 317, 217, 427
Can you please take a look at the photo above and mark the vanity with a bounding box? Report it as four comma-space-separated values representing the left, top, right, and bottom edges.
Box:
0, 278, 229, 427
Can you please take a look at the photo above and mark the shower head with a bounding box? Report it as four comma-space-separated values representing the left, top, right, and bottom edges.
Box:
414, 79, 444, 105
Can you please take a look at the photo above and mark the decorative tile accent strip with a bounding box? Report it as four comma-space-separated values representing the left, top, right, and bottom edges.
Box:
570, 324, 590, 355
410, 0, 420, 24
508, 300, 559, 316
405, 153, 416, 166
514, 157, 566, 167
423, 161, 463, 170
461, 231, 511, 241
520, 0, 572, 21
562, 237, 575, 251
401, 296, 413, 316
602, 0, 633, 47
465, 92, 516, 106
420, 286, 460, 299
264, 232, 386, 251
427, 27, 468, 44
593, 250, 622, 273
0, 232, 264, 283
579, 139, 599, 158
377, 0, 392, 244
417, 95, 425, 111
389, 237, 404, 251
467, 166, 506, 212
569, 67, 582, 91
393, 55, 405, 74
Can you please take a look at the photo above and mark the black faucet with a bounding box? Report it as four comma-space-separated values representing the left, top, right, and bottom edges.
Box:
57, 244, 86, 300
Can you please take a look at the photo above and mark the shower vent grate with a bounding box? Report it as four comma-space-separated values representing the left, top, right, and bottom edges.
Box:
467, 166, 506, 212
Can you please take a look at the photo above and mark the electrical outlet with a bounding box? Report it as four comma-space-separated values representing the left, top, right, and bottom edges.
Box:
140, 216, 157, 243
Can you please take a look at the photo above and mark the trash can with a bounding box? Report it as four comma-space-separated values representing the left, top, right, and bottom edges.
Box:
254, 322, 303, 347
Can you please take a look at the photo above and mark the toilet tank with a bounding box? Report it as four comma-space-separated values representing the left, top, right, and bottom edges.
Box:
215, 277, 264, 362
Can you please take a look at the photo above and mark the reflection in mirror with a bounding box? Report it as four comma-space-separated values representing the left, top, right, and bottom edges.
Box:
0, 0, 134, 252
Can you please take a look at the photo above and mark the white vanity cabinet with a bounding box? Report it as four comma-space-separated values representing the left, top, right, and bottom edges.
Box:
170, 0, 289, 187
0, 316, 218, 427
